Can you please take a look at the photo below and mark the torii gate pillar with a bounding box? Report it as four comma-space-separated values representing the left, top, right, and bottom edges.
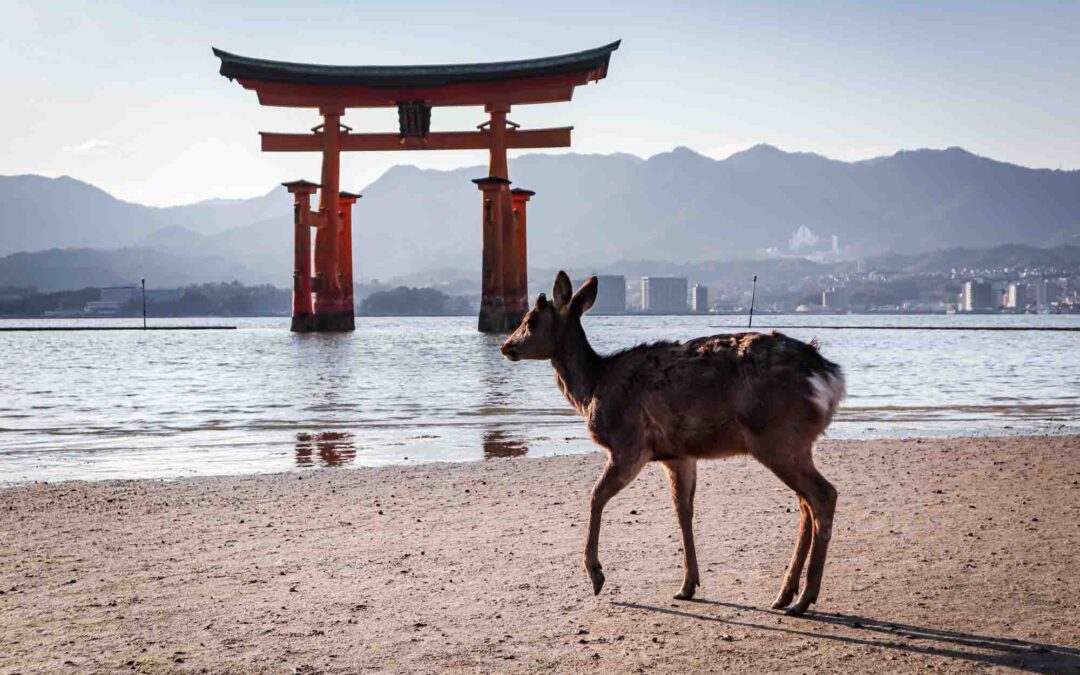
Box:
338, 191, 361, 326
511, 188, 535, 314
475, 104, 531, 332
474, 176, 513, 332
311, 111, 354, 332
283, 180, 319, 332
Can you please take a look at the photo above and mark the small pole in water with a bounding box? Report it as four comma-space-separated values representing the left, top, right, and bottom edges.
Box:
748, 275, 757, 328
141, 277, 147, 330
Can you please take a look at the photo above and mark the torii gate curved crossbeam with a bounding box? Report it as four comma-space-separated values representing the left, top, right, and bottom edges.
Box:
213, 41, 619, 332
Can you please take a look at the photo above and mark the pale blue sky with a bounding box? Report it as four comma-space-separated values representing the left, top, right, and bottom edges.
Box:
2, 0, 1078, 205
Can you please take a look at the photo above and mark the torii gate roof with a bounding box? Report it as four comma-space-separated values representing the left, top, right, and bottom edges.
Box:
212, 41, 620, 108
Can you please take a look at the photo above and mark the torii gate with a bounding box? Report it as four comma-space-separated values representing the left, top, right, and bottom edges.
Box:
213, 42, 619, 332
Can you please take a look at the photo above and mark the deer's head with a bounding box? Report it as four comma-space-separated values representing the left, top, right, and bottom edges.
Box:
501, 271, 597, 361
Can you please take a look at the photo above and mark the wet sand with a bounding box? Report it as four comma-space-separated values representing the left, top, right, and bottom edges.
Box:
2, 435, 1078, 673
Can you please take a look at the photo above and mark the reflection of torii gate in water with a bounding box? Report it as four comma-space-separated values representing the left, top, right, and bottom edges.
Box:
212, 42, 620, 332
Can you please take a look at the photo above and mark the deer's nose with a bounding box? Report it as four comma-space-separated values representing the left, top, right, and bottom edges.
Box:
500, 341, 519, 360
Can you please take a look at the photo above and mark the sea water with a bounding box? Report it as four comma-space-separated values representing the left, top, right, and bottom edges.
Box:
0, 314, 1076, 483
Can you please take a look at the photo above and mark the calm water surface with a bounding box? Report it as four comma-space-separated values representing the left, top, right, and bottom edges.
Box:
1, 314, 1077, 484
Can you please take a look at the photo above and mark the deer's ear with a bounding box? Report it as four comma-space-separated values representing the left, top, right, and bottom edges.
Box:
552, 271, 572, 309
570, 276, 598, 317
535, 292, 548, 309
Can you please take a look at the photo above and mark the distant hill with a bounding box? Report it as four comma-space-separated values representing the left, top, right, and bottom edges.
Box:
2, 145, 1078, 285
364, 242, 1080, 301
866, 244, 1080, 274
1, 175, 161, 253
0, 248, 263, 292
0, 174, 290, 256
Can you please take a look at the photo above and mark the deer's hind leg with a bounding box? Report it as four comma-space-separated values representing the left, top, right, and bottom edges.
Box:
748, 435, 837, 617
790, 465, 836, 615
662, 458, 699, 599
771, 497, 812, 609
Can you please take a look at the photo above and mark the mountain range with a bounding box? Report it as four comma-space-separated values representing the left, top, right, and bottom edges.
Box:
2, 145, 1078, 291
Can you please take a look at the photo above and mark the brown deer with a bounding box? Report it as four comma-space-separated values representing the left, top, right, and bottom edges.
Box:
500, 272, 845, 616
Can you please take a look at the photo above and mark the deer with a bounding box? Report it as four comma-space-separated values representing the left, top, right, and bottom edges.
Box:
500, 271, 845, 616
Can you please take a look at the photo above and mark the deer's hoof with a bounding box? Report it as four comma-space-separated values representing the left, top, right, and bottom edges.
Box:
587, 562, 605, 596
784, 600, 812, 617
674, 580, 699, 600
771, 589, 796, 610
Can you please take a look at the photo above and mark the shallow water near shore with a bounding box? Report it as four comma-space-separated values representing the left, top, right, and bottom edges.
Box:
1, 314, 1077, 484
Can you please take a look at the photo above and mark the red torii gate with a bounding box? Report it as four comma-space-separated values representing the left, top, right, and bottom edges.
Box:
213, 42, 619, 332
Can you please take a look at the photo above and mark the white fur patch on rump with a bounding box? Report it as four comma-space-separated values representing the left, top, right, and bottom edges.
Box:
807, 371, 846, 421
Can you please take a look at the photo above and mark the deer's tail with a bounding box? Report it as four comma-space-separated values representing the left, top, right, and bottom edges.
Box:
806, 360, 846, 425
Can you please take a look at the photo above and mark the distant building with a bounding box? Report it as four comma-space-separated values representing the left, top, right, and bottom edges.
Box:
641, 277, 688, 313
1032, 278, 1059, 309
1006, 283, 1028, 310
592, 275, 627, 314
961, 281, 993, 312
1066, 277, 1080, 305
822, 287, 850, 310
691, 284, 709, 313
788, 225, 820, 251
992, 282, 1009, 309
84, 286, 137, 315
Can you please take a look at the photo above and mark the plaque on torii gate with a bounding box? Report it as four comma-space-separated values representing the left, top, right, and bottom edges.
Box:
213, 41, 620, 332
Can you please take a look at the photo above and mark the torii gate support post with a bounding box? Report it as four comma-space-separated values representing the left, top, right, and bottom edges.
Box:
475, 103, 525, 332
313, 109, 350, 331
284, 180, 319, 332
511, 188, 534, 312
339, 191, 360, 328
498, 182, 521, 325
473, 177, 511, 332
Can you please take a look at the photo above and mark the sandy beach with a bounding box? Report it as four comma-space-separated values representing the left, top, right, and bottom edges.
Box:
2, 434, 1078, 673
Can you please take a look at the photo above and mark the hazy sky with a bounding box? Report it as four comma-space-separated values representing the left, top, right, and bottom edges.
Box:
2, 0, 1078, 206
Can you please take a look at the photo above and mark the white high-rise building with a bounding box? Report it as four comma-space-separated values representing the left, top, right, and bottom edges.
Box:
691, 284, 709, 313
1006, 283, 1028, 310
962, 281, 993, 312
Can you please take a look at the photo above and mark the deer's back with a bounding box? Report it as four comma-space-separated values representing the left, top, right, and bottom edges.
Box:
587, 332, 843, 458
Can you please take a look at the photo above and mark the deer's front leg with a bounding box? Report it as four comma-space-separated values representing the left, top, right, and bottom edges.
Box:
584, 453, 647, 595
662, 458, 699, 599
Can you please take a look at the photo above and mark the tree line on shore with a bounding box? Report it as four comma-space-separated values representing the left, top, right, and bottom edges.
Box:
0, 282, 472, 318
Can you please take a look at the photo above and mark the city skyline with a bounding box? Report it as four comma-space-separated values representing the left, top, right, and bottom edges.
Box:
2, 1, 1079, 206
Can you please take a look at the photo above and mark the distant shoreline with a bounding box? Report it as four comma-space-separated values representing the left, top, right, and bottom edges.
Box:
2, 322, 1077, 333
0, 325, 237, 332
4, 310, 1080, 320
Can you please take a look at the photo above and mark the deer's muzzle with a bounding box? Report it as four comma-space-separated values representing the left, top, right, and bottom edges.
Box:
500, 340, 520, 361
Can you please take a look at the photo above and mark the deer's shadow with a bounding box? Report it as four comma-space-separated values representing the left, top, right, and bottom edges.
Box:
613, 599, 1079, 673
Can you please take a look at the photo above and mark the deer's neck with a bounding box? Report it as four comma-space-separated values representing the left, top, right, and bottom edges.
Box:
551, 324, 604, 414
